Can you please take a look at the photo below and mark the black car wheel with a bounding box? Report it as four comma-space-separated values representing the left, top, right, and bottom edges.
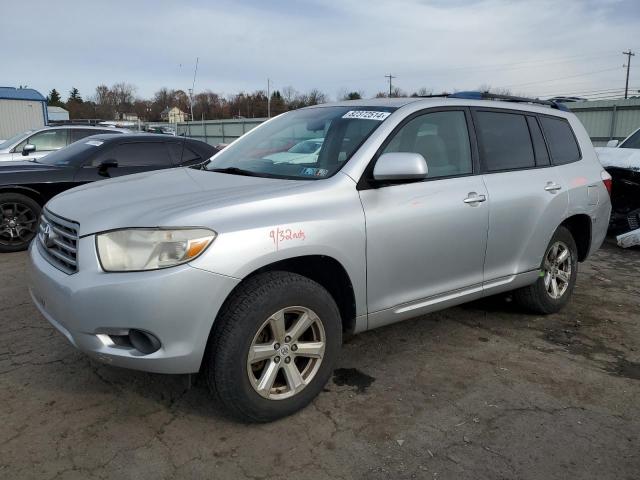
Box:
206, 271, 342, 422
0, 193, 41, 252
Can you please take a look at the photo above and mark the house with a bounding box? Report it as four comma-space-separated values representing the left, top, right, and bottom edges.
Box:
114, 112, 139, 122
0, 87, 48, 139
161, 106, 187, 123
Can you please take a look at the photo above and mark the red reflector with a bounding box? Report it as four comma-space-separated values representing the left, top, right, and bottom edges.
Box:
601, 170, 612, 195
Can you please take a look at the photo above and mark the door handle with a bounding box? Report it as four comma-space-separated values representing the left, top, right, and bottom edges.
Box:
463, 193, 486, 204
544, 182, 562, 192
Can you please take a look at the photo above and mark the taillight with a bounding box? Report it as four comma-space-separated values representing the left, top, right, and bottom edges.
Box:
601, 170, 612, 196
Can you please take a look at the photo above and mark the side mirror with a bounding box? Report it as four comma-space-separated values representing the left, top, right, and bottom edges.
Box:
373, 152, 428, 182
22, 144, 36, 156
98, 159, 118, 177
606, 139, 620, 148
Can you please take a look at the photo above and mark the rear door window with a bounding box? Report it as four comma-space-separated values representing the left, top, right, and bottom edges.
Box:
474, 111, 535, 172
90, 142, 171, 167
71, 129, 101, 143
539, 116, 581, 165
167, 142, 202, 165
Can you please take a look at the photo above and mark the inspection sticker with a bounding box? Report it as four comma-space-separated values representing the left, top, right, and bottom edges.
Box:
342, 110, 391, 121
85, 140, 104, 147
300, 167, 329, 177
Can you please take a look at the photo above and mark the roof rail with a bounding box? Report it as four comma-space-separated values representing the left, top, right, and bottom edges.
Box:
446, 91, 570, 112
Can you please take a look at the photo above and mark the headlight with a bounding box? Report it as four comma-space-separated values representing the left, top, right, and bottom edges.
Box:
96, 228, 216, 272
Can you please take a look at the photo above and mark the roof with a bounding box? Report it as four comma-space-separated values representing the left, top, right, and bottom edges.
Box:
47, 106, 69, 113
0, 87, 46, 102
319, 97, 419, 108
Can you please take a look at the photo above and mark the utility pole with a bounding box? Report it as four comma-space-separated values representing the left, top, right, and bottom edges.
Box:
267, 78, 271, 118
623, 50, 635, 99
189, 57, 199, 121
385, 73, 396, 97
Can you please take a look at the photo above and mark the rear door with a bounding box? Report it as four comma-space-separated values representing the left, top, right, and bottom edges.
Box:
473, 109, 568, 283
74, 141, 173, 181
359, 108, 489, 328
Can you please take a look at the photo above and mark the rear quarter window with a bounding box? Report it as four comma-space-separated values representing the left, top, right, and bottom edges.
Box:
539, 116, 581, 165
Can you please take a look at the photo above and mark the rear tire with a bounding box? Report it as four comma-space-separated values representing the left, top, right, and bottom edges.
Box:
206, 271, 342, 422
514, 226, 578, 315
0, 193, 41, 253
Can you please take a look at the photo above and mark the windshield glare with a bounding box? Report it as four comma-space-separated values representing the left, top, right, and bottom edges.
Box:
0, 131, 31, 149
206, 106, 395, 179
621, 129, 640, 149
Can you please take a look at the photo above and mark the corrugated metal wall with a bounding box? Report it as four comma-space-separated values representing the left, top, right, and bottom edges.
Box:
172, 99, 640, 148
0, 99, 46, 139
567, 98, 640, 146
176, 118, 266, 145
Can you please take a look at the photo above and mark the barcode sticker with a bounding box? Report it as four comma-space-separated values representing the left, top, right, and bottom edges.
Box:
342, 110, 391, 121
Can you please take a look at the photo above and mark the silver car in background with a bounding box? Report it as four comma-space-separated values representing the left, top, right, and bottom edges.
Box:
27, 95, 611, 422
0, 125, 130, 161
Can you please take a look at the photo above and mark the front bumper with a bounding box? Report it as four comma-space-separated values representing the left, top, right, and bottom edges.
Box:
27, 236, 239, 374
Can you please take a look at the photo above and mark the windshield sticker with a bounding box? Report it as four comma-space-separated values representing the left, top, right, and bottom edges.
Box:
85, 140, 104, 147
300, 167, 329, 177
342, 110, 391, 121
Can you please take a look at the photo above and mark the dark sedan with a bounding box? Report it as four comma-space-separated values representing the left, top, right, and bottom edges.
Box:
0, 134, 218, 252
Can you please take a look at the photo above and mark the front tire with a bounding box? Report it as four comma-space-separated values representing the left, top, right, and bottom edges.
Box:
206, 271, 342, 422
0, 193, 41, 253
514, 226, 578, 314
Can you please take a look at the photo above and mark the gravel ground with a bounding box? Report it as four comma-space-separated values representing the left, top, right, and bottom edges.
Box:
1, 240, 639, 480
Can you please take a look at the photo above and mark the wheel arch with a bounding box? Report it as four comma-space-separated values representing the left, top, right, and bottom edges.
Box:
234, 254, 358, 335
560, 214, 592, 262
0, 186, 45, 206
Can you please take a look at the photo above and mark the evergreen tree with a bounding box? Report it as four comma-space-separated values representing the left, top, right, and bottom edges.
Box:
47, 88, 63, 106
68, 87, 83, 103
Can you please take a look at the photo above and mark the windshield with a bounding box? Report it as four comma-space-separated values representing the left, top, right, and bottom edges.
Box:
37, 138, 105, 166
206, 106, 395, 179
621, 129, 640, 149
0, 130, 32, 149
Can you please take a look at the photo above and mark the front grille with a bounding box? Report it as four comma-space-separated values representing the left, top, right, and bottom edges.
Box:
37, 210, 79, 274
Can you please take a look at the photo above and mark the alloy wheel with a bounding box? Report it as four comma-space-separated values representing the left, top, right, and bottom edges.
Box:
247, 306, 326, 400
0, 202, 38, 247
542, 241, 572, 300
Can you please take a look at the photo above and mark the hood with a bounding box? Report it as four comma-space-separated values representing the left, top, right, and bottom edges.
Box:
46, 167, 310, 236
595, 147, 640, 171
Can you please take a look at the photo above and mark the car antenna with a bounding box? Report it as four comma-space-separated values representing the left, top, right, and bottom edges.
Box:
179, 56, 199, 166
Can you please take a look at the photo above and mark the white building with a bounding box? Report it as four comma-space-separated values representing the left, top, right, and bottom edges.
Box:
47, 105, 70, 122
0, 87, 48, 139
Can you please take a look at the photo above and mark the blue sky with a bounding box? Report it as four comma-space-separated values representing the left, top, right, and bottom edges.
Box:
2, 0, 639, 101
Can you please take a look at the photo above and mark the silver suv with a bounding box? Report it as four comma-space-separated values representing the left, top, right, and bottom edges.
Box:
0, 125, 130, 161
27, 94, 612, 421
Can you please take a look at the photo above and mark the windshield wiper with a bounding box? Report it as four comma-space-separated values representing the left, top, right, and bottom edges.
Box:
209, 167, 260, 177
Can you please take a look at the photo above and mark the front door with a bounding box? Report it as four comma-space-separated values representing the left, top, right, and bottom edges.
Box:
359, 109, 489, 328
